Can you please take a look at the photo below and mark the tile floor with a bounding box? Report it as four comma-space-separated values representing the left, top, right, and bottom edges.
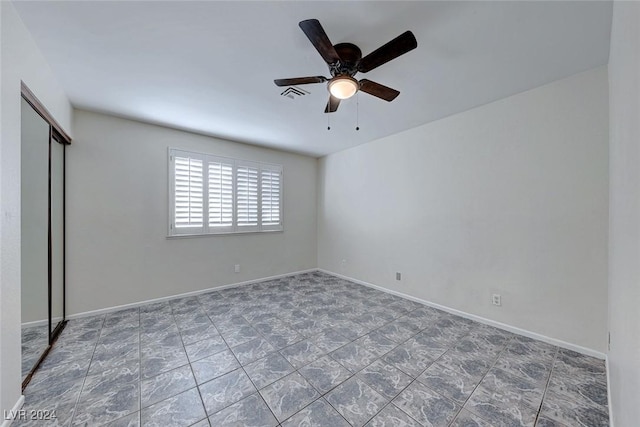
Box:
22, 324, 49, 380
17, 272, 609, 427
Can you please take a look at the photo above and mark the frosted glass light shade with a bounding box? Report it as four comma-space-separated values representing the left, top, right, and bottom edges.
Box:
328, 76, 358, 99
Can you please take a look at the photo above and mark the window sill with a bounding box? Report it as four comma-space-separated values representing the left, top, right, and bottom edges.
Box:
166, 229, 283, 239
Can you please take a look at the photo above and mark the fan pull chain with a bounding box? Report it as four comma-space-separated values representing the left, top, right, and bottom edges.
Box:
327, 111, 331, 130
356, 93, 360, 131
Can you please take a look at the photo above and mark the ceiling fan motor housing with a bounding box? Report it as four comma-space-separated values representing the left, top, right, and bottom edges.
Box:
330, 43, 362, 77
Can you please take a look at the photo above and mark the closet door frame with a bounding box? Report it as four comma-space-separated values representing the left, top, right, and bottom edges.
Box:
49, 129, 67, 344
21, 83, 71, 390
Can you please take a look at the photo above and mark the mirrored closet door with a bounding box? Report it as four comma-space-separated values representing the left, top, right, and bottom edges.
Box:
21, 86, 71, 389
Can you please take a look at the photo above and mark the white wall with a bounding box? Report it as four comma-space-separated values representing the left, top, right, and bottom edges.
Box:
318, 67, 609, 353
0, 0, 73, 416
66, 110, 317, 315
608, 2, 640, 425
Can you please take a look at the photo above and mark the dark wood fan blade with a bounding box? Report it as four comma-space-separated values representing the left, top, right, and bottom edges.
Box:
358, 31, 417, 73
274, 76, 328, 87
359, 79, 400, 102
299, 19, 341, 64
324, 95, 341, 113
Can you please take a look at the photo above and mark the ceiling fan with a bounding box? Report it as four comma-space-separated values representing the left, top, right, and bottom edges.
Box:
274, 19, 418, 113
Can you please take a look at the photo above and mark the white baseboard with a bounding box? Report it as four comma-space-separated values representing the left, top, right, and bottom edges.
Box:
606, 356, 615, 426
21, 319, 48, 329
318, 269, 607, 360
1, 395, 25, 427
66, 269, 318, 320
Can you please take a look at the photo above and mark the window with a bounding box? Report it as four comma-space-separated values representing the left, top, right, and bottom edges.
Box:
169, 148, 283, 236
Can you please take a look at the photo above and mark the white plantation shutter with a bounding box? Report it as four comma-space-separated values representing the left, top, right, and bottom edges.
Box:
173, 153, 204, 231
236, 163, 259, 230
261, 165, 282, 231
208, 159, 233, 230
169, 149, 282, 235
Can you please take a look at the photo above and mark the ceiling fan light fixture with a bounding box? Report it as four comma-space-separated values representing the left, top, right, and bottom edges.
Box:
328, 76, 359, 99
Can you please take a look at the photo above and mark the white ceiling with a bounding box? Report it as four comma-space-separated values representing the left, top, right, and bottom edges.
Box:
14, 1, 612, 157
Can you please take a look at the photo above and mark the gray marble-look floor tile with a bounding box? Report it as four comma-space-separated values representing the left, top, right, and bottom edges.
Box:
357, 359, 413, 400
504, 337, 557, 362
259, 372, 320, 422
411, 329, 454, 355
291, 318, 328, 337
377, 321, 419, 344
552, 351, 607, 386
104, 411, 140, 427
464, 328, 512, 351
17, 376, 84, 427
261, 327, 303, 350
547, 370, 609, 410
141, 344, 189, 380
355, 331, 398, 357
140, 387, 206, 427
140, 306, 175, 321
140, 301, 172, 314
311, 330, 351, 353
354, 311, 394, 330
88, 342, 139, 376
452, 335, 504, 360
364, 403, 420, 427
184, 335, 228, 363
464, 385, 538, 427
28, 359, 90, 395
17, 273, 614, 427
329, 320, 370, 341
231, 337, 276, 365
330, 341, 378, 374
392, 381, 460, 427
179, 323, 220, 346
298, 355, 353, 395
282, 398, 350, 427
540, 388, 609, 427
73, 364, 140, 426
244, 352, 296, 389
190, 419, 211, 427
170, 296, 201, 313
325, 377, 388, 427
280, 339, 326, 369
141, 364, 196, 408
173, 311, 210, 330
535, 415, 569, 427
207, 393, 278, 427
494, 354, 553, 386
199, 368, 257, 416
450, 409, 492, 427
140, 324, 181, 345
191, 349, 240, 385
98, 326, 140, 347
417, 363, 480, 404
479, 367, 545, 410
220, 325, 262, 347
381, 340, 436, 378
436, 348, 494, 378
103, 309, 139, 329
556, 348, 605, 372
65, 315, 105, 332
57, 327, 101, 345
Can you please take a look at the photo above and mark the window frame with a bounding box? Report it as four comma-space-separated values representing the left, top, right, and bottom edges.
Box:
168, 148, 283, 237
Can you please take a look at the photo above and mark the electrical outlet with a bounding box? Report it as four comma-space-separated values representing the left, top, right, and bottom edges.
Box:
234, 264, 240, 273
492, 294, 501, 306
396, 272, 402, 281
